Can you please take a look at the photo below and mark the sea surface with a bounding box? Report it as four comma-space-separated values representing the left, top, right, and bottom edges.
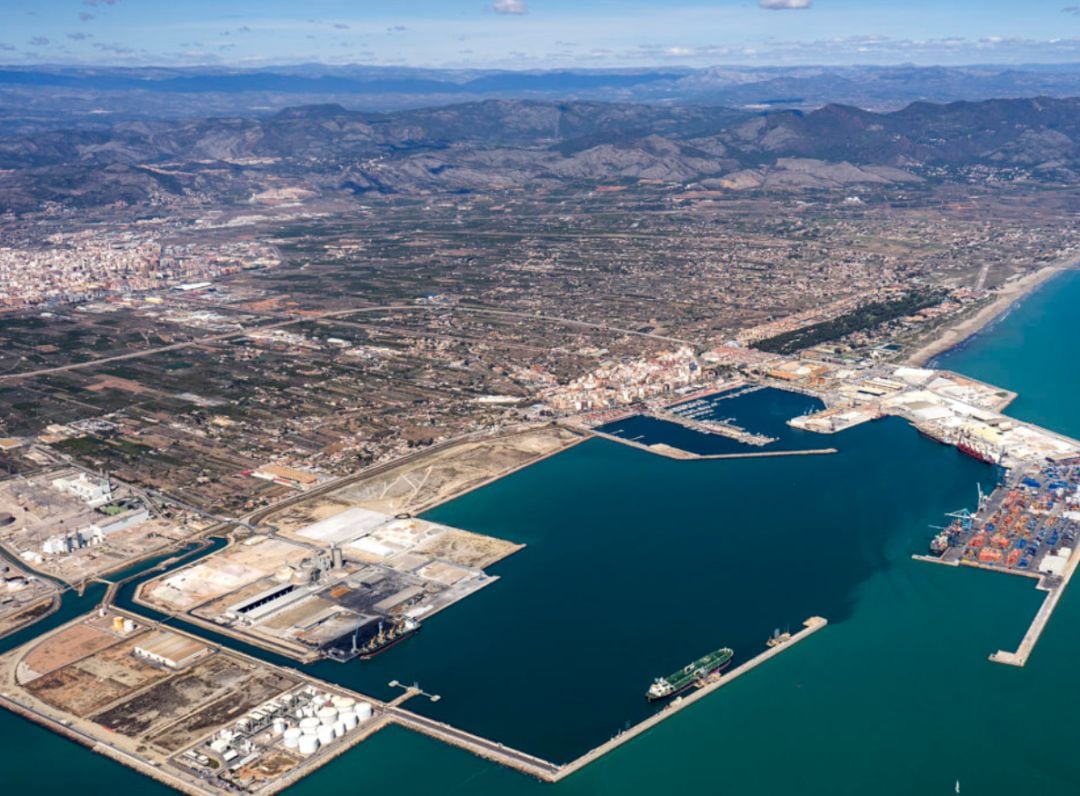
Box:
3, 271, 1080, 795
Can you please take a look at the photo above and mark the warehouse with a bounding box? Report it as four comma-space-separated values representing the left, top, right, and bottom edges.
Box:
133, 630, 211, 670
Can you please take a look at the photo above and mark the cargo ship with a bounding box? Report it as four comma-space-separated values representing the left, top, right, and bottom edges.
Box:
647, 647, 733, 700
949, 430, 1001, 466
359, 617, 420, 660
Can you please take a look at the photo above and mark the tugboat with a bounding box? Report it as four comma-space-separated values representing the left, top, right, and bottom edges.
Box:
647, 647, 733, 700
766, 628, 791, 648
929, 530, 951, 556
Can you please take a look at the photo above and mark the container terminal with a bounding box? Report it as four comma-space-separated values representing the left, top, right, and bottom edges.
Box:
581, 355, 1080, 669
740, 356, 1080, 668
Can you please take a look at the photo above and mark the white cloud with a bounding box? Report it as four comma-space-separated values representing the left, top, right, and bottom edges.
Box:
492, 0, 528, 15
759, 0, 812, 9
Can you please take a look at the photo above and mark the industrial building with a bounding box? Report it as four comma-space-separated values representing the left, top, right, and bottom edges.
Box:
50, 472, 112, 507
133, 630, 212, 670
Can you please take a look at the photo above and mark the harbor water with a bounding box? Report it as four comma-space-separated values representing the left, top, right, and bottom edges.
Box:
4, 270, 1080, 794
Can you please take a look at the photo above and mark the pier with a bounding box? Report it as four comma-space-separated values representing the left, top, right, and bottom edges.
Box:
587, 428, 836, 461
646, 406, 776, 447
386, 616, 828, 783
551, 616, 827, 780
989, 546, 1080, 667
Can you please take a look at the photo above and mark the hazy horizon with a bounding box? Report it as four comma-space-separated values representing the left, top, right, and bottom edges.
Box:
4, 0, 1080, 70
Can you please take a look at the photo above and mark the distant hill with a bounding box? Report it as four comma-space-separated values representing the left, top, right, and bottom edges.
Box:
2, 63, 1080, 134
0, 96, 1077, 211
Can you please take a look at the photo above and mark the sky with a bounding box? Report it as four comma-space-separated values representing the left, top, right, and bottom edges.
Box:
3, 0, 1080, 69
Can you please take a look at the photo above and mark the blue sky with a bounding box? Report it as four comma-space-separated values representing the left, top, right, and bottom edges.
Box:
3, 0, 1080, 68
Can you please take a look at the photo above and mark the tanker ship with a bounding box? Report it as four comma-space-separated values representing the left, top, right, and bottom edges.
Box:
647, 647, 734, 700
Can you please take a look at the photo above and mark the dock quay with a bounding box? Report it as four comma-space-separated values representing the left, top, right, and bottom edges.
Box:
386, 616, 827, 783
645, 406, 776, 447
551, 616, 828, 781
587, 428, 836, 461
913, 454, 1080, 668
386, 707, 562, 780
989, 546, 1080, 667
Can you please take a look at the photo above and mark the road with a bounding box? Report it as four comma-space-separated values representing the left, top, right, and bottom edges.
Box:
0, 303, 690, 383
386, 706, 561, 780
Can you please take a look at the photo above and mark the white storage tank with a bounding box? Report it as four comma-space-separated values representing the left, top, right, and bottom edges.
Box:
317, 725, 335, 745
356, 702, 374, 721
332, 696, 355, 711
299, 717, 321, 735
283, 728, 302, 749
333, 721, 346, 738
317, 706, 338, 726
272, 717, 287, 736
341, 711, 358, 730
298, 735, 319, 756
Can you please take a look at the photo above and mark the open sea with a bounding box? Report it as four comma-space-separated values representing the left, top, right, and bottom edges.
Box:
3, 270, 1080, 795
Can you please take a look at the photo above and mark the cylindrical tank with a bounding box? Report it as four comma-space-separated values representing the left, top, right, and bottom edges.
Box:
317, 706, 338, 726
316, 725, 335, 745
272, 717, 287, 736
299, 717, 321, 735
210, 739, 229, 754
333, 721, 346, 738
283, 728, 302, 749
298, 735, 319, 756
331, 695, 355, 710
356, 702, 373, 721
341, 711, 358, 730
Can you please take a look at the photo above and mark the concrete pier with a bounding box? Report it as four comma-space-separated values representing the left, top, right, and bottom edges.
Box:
550, 616, 827, 781
646, 407, 776, 447
388, 616, 828, 783
989, 546, 1080, 667
587, 428, 836, 461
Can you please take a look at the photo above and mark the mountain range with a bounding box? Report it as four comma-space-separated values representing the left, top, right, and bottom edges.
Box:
1, 95, 1077, 212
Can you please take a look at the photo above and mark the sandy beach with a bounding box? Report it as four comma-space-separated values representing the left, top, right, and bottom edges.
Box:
905, 258, 1078, 367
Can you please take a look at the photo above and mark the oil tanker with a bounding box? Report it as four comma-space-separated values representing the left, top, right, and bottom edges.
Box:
647, 647, 733, 700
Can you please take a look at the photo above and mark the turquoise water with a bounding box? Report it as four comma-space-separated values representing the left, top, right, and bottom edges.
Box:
4, 272, 1080, 794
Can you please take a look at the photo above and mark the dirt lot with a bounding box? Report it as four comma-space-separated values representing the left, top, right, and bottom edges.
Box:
92, 654, 253, 737
148, 672, 299, 753
266, 426, 579, 532
141, 536, 310, 613
414, 528, 523, 569
26, 638, 168, 717
20, 622, 121, 680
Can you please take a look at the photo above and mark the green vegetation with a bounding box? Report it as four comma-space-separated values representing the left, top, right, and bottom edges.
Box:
754, 291, 947, 355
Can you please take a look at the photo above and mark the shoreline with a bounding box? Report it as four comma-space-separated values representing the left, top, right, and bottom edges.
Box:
904, 259, 1076, 368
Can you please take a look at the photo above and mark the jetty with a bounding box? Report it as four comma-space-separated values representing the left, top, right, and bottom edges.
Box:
989, 546, 1080, 667
587, 427, 836, 461
387, 616, 828, 783
646, 406, 776, 447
